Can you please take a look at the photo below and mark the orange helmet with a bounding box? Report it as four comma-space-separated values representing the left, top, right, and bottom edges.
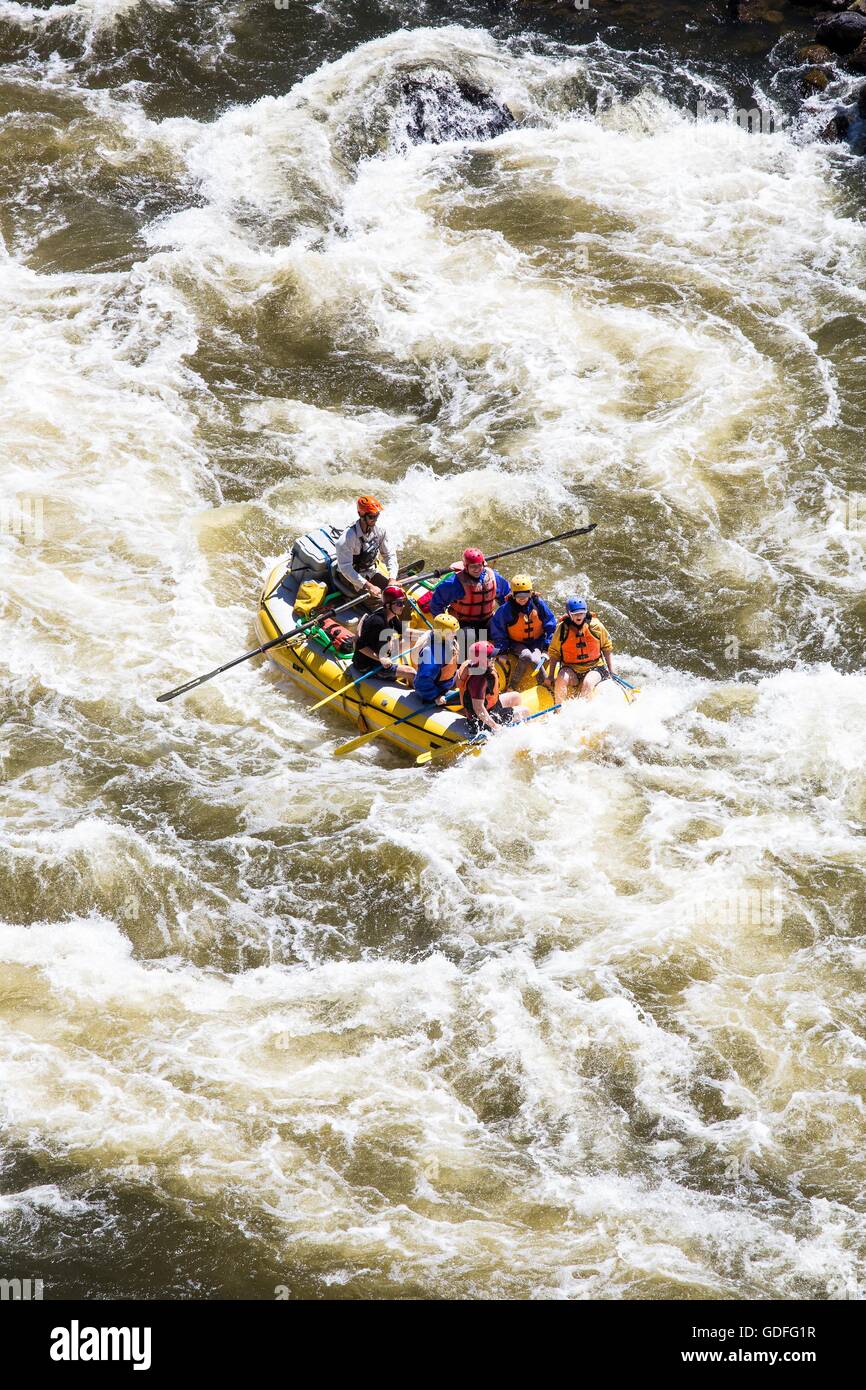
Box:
357, 495, 382, 517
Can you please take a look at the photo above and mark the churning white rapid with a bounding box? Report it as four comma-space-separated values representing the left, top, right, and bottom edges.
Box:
1, 7, 865, 1298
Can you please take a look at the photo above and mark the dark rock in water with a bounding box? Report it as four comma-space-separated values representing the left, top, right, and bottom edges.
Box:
397, 72, 515, 146
850, 39, 866, 70
858, 82, 866, 116
803, 66, 831, 92
815, 13, 866, 55
797, 44, 836, 64
819, 111, 850, 140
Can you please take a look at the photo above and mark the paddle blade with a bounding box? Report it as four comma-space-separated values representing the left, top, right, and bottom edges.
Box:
310, 684, 354, 713
416, 737, 485, 767
332, 727, 381, 757
399, 558, 425, 578
157, 677, 205, 703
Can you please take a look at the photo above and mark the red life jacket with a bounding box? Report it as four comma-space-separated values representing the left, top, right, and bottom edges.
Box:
505, 597, 545, 645
449, 568, 497, 622
558, 614, 602, 669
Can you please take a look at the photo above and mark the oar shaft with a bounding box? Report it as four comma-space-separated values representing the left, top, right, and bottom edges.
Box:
156, 629, 301, 702
408, 523, 596, 586
405, 592, 433, 630
158, 583, 373, 703
523, 703, 562, 722
333, 688, 461, 756
487, 524, 596, 565
333, 701, 440, 757
310, 645, 414, 712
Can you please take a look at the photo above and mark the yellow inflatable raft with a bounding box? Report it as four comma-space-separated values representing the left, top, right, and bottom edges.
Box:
255, 557, 556, 760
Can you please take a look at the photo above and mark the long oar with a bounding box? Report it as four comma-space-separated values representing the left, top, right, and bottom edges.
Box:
416, 702, 563, 766
157, 560, 427, 703
409, 523, 597, 586
333, 691, 460, 758
157, 625, 323, 704
309, 647, 414, 713
489, 524, 596, 566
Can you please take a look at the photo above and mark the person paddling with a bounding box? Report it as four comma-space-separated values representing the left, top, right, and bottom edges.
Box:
334, 496, 399, 600
429, 548, 509, 646
457, 641, 526, 733
413, 614, 461, 705
544, 598, 614, 702
351, 586, 415, 683
489, 574, 556, 691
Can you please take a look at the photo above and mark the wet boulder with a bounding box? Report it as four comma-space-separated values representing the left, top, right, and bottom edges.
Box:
819, 111, 850, 140
797, 45, 836, 63
397, 72, 515, 146
803, 66, 831, 91
814, 13, 866, 55
850, 39, 866, 70
859, 82, 866, 116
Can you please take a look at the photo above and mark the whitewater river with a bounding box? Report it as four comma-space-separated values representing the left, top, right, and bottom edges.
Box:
1, 0, 865, 1299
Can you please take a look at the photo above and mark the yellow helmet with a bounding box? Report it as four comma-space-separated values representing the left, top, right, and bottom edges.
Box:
432, 612, 460, 634
510, 574, 533, 595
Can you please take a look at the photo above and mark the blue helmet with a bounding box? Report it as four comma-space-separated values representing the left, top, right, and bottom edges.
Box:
566, 598, 588, 615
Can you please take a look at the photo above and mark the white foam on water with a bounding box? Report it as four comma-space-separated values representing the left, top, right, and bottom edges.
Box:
0, 1183, 92, 1221
0, 0, 173, 28
1, 913, 864, 1297
120, 27, 864, 601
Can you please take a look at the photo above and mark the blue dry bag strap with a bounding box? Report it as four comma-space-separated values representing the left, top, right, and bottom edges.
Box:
308, 528, 337, 563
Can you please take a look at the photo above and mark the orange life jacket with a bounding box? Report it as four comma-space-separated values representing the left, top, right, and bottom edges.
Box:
505, 598, 545, 645
439, 652, 459, 682
449, 568, 497, 622
558, 614, 603, 669
425, 640, 459, 682
457, 662, 501, 711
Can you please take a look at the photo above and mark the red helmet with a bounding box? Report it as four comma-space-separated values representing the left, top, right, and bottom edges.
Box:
383, 585, 406, 603
463, 547, 485, 567
357, 495, 382, 516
